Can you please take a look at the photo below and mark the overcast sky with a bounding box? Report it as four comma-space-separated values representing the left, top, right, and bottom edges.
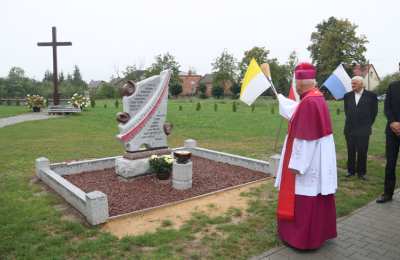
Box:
1, 0, 398, 81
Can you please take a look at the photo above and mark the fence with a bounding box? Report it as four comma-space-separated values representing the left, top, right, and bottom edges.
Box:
0, 98, 70, 106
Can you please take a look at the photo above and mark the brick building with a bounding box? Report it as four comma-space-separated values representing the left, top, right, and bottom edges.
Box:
198, 74, 233, 97
178, 71, 202, 96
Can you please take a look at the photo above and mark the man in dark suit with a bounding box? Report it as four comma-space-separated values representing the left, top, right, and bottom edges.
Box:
344, 76, 378, 180
377, 63, 400, 203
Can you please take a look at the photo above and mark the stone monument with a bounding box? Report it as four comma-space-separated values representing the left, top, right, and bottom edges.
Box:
115, 70, 173, 178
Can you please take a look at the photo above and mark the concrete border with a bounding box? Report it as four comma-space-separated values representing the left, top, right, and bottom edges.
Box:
36, 157, 109, 225
50, 156, 120, 176
174, 147, 271, 175
36, 140, 273, 226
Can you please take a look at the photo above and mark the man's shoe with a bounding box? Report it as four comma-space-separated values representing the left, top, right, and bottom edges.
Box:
358, 175, 368, 181
345, 173, 355, 178
376, 194, 393, 203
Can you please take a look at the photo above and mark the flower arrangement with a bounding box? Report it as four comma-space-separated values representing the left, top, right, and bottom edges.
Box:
26, 94, 45, 111
69, 93, 90, 109
149, 154, 174, 180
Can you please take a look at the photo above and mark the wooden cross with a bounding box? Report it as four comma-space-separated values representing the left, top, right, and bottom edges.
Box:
37, 26, 72, 105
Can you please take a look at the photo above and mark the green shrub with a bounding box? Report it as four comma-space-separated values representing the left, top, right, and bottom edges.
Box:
169, 83, 183, 97
196, 102, 201, 111
198, 83, 208, 99
230, 82, 241, 99
212, 85, 224, 99
90, 97, 96, 108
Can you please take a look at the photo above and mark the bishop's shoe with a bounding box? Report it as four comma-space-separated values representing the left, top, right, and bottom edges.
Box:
376, 194, 393, 204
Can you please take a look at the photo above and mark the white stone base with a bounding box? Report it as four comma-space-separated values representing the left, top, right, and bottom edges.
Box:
115, 157, 150, 178
172, 161, 193, 190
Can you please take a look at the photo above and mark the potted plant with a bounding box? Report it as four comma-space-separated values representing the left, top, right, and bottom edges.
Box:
149, 154, 174, 180
26, 94, 45, 112
69, 93, 90, 110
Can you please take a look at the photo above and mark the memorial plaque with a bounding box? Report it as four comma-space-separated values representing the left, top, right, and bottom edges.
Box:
116, 70, 171, 152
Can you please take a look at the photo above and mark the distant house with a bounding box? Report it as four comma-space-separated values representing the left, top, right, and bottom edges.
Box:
199, 74, 214, 97
346, 64, 381, 91
178, 71, 202, 96
198, 73, 233, 97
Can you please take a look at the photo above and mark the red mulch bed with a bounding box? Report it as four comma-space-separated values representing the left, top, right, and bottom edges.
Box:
64, 156, 268, 216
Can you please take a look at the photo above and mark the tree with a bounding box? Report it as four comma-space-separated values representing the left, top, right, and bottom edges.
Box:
123, 65, 145, 81
145, 53, 181, 86
198, 83, 208, 99
376, 72, 400, 95
96, 82, 117, 99
212, 84, 224, 99
72, 65, 85, 86
43, 70, 53, 82
212, 50, 238, 92
230, 82, 241, 98
239, 46, 269, 80
5, 67, 36, 97
268, 59, 291, 95
287, 50, 299, 79
59, 72, 65, 83
308, 16, 368, 84
169, 83, 183, 97
8, 67, 25, 79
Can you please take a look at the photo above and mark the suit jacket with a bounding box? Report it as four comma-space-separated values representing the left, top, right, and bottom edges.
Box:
344, 89, 378, 136
385, 80, 400, 135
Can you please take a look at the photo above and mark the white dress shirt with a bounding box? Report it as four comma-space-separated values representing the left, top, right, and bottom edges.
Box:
355, 88, 364, 105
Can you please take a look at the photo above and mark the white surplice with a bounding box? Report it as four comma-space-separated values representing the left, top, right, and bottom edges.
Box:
274, 94, 338, 196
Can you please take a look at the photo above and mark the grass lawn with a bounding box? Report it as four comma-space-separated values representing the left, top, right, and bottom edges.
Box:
0, 105, 29, 118
0, 98, 397, 259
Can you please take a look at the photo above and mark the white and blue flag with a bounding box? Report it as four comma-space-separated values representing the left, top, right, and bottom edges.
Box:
322, 64, 352, 99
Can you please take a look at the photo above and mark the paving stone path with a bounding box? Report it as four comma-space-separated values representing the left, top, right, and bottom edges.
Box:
251, 190, 400, 260
0, 113, 60, 128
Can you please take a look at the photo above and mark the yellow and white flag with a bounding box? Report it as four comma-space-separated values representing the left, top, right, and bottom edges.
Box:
240, 59, 272, 105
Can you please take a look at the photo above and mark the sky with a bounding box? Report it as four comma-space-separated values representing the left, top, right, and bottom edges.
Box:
1, 0, 399, 82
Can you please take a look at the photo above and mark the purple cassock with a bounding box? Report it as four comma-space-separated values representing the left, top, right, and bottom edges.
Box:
275, 83, 338, 250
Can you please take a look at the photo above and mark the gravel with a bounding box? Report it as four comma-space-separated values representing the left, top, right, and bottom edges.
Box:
64, 156, 267, 216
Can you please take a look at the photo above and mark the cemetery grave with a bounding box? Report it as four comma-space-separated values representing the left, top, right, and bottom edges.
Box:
35, 70, 274, 228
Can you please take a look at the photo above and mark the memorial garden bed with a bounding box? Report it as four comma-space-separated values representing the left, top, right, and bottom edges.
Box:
64, 156, 268, 216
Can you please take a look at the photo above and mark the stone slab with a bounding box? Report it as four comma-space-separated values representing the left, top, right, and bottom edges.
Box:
123, 148, 171, 160
115, 157, 150, 178
117, 70, 171, 152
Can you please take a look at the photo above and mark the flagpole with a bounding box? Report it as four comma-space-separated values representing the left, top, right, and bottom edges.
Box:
260, 63, 282, 153
260, 63, 279, 98
265, 76, 279, 97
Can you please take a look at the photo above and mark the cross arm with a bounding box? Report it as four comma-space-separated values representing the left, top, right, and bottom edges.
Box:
37, 42, 72, 47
